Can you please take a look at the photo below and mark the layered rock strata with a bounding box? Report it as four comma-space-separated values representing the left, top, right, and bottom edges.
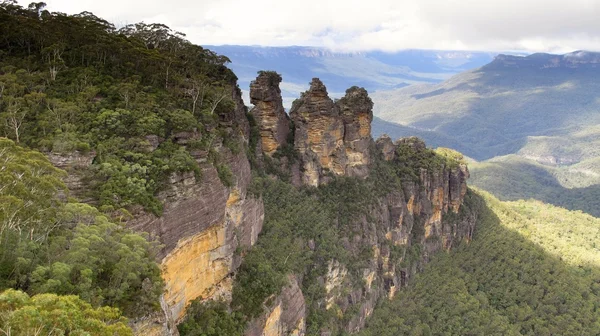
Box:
249, 75, 475, 335
288, 79, 373, 186
249, 72, 290, 155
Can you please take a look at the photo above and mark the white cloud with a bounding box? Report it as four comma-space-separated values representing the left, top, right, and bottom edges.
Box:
24, 0, 600, 52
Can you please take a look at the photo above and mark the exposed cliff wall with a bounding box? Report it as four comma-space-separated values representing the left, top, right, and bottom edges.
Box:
250, 72, 290, 155
288, 79, 372, 186
49, 85, 265, 335
49, 71, 476, 336
244, 275, 306, 336
247, 75, 476, 335
127, 87, 265, 333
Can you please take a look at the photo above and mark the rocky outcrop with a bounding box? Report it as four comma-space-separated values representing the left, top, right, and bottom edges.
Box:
245, 275, 306, 336
46, 151, 95, 203
247, 77, 476, 335
288, 79, 373, 186
127, 87, 264, 334
375, 135, 395, 161
250, 72, 290, 155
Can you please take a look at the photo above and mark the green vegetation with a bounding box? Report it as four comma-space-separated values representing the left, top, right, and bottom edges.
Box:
0, 139, 162, 322
358, 190, 600, 336
0, 1, 241, 214
372, 61, 600, 221
181, 142, 466, 335
177, 301, 245, 336
469, 155, 600, 217
372, 65, 600, 161
0, 289, 132, 335
393, 138, 465, 181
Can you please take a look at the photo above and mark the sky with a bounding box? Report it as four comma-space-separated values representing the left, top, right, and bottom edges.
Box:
23, 0, 600, 53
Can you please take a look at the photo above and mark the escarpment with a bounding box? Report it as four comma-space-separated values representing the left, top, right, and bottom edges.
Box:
49, 70, 476, 336
245, 74, 476, 335
127, 87, 265, 332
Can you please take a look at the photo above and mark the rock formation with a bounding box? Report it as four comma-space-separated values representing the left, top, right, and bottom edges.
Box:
248, 76, 475, 335
127, 87, 265, 334
244, 275, 306, 336
250, 71, 290, 155
50, 71, 476, 336
287, 78, 373, 186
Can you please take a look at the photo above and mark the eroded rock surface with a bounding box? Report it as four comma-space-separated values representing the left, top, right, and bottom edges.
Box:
288, 79, 373, 186
245, 275, 306, 336
250, 72, 290, 155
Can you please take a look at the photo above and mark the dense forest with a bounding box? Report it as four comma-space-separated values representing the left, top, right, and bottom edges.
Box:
358, 190, 600, 336
0, 0, 239, 214
3, 2, 600, 336
0, 1, 241, 333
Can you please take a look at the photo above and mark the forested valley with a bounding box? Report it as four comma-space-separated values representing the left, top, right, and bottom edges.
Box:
2, 2, 600, 336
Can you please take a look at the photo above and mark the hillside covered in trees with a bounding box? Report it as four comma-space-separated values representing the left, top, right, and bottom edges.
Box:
0, 1, 243, 332
2, 2, 600, 336
358, 190, 600, 336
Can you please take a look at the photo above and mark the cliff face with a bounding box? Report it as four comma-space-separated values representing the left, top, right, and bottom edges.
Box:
50, 71, 475, 336
249, 72, 290, 155
248, 76, 476, 335
126, 87, 265, 334
289, 79, 372, 186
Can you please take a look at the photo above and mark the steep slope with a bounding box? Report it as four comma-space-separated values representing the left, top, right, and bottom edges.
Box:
0, 4, 264, 335
372, 51, 600, 161
469, 155, 600, 217
358, 190, 600, 335
178, 74, 477, 336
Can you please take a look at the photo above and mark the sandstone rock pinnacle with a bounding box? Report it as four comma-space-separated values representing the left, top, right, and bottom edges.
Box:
250, 71, 290, 155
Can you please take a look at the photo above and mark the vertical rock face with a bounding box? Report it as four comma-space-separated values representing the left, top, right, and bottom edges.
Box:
314, 140, 475, 334
127, 87, 265, 334
249, 77, 475, 335
244, 275, 306, 336
375, 135, 396, 161
337, 86, 373, 178
250, 72, 290, 155
129, 152, 264, 330
288, 79, 373, 186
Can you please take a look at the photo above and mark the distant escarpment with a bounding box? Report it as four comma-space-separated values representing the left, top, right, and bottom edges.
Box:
486, 50, 600, 70
240, 73, 476, 335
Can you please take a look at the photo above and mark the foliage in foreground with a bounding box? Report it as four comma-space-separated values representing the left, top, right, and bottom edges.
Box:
0, 289, 132, 336
0, 139, 163, 317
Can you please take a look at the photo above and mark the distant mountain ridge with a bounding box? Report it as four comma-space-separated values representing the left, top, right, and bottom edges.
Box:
487, 50, 600, 69
369, 50, 600, 218
372, 50, 600, 161
205, 45, 498, 106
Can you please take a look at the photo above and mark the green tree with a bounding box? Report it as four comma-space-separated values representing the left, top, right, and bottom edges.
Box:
0, 289, 133, 335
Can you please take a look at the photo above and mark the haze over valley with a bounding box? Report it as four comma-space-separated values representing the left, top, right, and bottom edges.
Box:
2, 1, 600, 335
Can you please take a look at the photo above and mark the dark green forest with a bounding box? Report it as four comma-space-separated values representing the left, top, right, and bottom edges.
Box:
358, 190, 600, 336
0, 0, 240, 215
3, 2, 600, 336
0, 1, 241, 332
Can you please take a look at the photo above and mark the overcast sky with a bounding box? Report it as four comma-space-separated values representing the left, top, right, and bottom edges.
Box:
25, 0, 600, 53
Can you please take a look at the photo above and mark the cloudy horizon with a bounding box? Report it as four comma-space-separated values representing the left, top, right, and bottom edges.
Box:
19, 0, 600, 53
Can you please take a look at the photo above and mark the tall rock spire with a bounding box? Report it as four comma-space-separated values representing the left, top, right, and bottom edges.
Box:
249, 71, 290, 155
289, 78, 373, 186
